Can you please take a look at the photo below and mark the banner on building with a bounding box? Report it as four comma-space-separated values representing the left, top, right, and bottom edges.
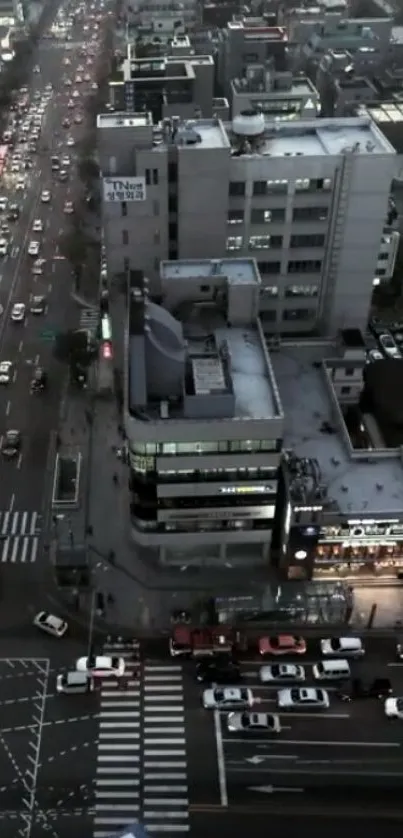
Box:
103, 176, 146, 203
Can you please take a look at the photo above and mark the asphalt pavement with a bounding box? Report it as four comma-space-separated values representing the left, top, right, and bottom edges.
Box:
184, 635, 403, 815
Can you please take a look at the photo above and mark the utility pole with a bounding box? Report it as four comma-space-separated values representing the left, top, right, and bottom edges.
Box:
87, 587, 97, 659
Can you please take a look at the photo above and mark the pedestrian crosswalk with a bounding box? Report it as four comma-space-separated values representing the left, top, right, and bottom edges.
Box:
143, 664, 189, 833
0, 511, 41, 563
79, 307, 99, 339
94, 638, 141, 838
93, 640, 189, 838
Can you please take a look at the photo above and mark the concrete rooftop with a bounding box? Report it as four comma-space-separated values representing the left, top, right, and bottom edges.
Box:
271, 343, 403, 516
161, 258, 260, 286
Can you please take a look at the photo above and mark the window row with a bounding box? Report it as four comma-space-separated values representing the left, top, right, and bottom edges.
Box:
228, 206, 329, 224
131, 439, 281, 455
229, 178, 333, 197
260, 284, 319, 298
258, 259, 322, 275
227, 234, 325, 251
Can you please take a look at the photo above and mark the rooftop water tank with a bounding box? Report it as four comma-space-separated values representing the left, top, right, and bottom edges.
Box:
232, 109, 265, 138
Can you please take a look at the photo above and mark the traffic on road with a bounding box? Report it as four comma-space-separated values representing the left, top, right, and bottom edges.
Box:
0, 0, 104, 567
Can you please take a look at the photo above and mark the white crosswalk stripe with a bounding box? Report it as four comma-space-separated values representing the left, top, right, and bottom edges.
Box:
93, 639, 141, 838
143, 664, 189, 834
79, 307, 99, 338
93, 643, 189, 836
0, 511, 41, 563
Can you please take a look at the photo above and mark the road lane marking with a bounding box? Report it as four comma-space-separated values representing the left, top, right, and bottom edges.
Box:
5, 401, 10, 416
214, 708, 228, 807
237, 739, 401, 747
18, 340, 23, 352
17, 453, 22, 470
8, 494, 14, 513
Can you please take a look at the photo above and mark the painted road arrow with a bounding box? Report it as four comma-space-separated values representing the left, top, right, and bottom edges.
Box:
246, 756, 266, 765
248, 786, 304, 794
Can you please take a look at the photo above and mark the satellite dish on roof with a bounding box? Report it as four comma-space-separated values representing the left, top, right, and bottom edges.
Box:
232, 109, 265, 138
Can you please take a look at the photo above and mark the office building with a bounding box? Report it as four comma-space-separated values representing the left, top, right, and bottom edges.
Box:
125, 259, 284, 567
125, 0, 200, 34
98, 111, 396, 336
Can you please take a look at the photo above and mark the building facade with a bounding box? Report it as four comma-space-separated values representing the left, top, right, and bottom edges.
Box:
124, 259, 284, 566
98, 112, 396, 337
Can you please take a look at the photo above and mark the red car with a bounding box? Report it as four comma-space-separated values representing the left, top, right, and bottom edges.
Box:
259, 635, 307, 656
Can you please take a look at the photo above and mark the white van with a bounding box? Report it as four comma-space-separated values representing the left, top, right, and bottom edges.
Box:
312, 659, 350, 681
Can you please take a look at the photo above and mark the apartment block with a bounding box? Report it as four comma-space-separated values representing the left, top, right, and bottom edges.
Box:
98, 111, 396, 337
125, 260, 284, 566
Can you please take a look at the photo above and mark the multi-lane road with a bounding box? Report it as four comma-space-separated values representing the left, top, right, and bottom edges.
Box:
1, 632, 403, 837
187, 635, 403, 809
0, 6, 98, 566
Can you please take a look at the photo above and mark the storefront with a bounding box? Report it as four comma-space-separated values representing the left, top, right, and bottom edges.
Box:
313, 519, 403, 579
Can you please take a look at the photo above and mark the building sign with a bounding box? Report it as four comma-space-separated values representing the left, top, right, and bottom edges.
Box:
320, 520, 403, 545
103, 177, 146, 203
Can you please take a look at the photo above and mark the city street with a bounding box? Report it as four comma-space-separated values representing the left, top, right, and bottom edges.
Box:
0, 7, 92, 532
185, 635, 403, 810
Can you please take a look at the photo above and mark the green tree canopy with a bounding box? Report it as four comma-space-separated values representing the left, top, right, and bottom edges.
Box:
59, 229, 87, 268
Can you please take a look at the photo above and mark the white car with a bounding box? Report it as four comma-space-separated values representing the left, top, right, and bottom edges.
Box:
74, 114, 83, 124
367, 349, 383, 363
67, 99, 75, 109
33, 611, 68, 638
0, 197, 7, 211
16, 178, 25, 191
320, 637, 365, 658
0, 238, 8, 256
11, 303, 25, 322
10, 161, 20, 173
32, 219, 43, 233
73, 90, 80, 98
260, 663, 306, 683
385, 697, 403, 719
75, 75, 82, 83
41, 190, 51, 203
227, 711, 282, 734
91, 82, 98, 90
84, 73, 90, 81
379, 333, 401, 359
0, 361, 12, 383
76, 655, 125, 678
202, 686, 255, 710
278, 687, 330, 710
61, 155, 70, 167
32, 258, 46, 275
64, 201, 74, 214
28, 241, 40, 257
67, 136, 75, 147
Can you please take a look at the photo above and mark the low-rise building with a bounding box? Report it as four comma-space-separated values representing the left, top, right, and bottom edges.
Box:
217, 18, 288, 99
272, 331, 403, 582
230, 66, 319, 119
125, 259, 284, 567
109, 49, 215, 122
